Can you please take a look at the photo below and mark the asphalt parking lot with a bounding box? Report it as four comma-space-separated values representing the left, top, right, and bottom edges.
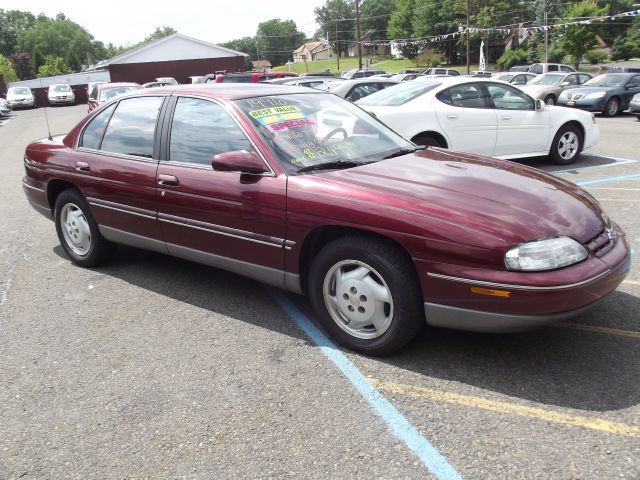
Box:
1, 105, 638, 479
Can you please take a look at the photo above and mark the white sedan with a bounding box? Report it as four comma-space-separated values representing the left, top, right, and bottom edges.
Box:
356, 77, 599, 164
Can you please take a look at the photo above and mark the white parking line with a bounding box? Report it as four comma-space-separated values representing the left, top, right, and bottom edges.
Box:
549, 154, 637, 174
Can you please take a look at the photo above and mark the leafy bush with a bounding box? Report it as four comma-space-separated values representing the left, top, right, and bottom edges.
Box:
536, 42, 565, 64
0, 54, 18, 82
583, 49, 608, 64
496, 48, 528, 71
414, 48, 443, 68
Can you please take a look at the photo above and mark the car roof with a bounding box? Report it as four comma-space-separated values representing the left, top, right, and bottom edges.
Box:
125, 83, 316, 100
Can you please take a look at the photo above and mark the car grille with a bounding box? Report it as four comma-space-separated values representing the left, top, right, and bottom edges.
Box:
585, 228, 616, 257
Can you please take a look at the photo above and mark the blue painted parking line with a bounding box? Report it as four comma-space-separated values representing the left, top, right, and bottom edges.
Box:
269, 288, 462, 480
551, 155, 637, 174
577, 173, 640, 187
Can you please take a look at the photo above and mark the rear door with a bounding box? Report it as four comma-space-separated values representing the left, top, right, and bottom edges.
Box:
155, 95, 287, 284
75, 95, 165, 245
434, 82, 497, 155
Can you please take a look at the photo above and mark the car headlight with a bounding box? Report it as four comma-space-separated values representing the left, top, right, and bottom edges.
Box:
559, 91, 569, 100
584, 91, 606, 99
505, 237, 588, 272
633, 93, 640, 101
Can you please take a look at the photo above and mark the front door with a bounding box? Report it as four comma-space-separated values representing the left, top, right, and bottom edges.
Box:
156, 96, 287, 286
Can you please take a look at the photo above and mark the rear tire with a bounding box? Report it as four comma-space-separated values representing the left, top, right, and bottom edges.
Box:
549, 124, 583, 165
54, 189, 116, 267
412, 134, 444, 148
308, 236, 424, 355
603, 97, 619, 117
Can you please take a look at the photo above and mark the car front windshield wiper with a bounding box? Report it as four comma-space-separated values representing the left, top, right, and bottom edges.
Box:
381, 146, 426, 160
296, 160, 373, 174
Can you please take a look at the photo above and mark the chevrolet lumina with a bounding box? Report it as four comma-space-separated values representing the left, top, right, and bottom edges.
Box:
22, 85, 630, 355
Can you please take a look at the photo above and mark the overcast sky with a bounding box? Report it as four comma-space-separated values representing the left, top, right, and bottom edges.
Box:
2, 0, 328, 46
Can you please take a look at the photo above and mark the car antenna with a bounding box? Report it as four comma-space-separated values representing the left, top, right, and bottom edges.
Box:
39, 78, 53, 140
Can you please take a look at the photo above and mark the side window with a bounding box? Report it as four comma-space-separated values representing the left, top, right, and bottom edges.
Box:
486, 84, 534, 110
566, 74, 579, 85
347, 84, 381, 101
100, 96, 163, 158
169, 97, 254, 166
530, 64, 543, 74
80, 104, 116, 150
512, 75, 526, 85
435, 69, 446, 75
548, 65, 558, 72
627, 75, 640, 88
89, 86, 98, 100
440, 84, 486, 108
560, 65, 573, 72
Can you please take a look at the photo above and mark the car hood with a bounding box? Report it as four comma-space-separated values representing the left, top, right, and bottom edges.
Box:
288, 149, 605, 249
564, 86, 617, 95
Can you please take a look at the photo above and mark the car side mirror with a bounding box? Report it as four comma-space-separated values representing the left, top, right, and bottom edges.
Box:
213, 150, 270, 174
535, 99, 545, 111
560, 81, 569, 87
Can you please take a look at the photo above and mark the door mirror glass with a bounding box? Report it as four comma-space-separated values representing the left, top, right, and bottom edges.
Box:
213, 150, 269, 174
535, 99, 545, 111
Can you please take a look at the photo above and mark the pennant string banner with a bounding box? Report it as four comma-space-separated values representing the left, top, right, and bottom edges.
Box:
349, 9, 639, 47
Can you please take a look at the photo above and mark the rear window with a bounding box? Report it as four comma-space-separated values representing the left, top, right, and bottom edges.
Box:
356, 81, 439, 106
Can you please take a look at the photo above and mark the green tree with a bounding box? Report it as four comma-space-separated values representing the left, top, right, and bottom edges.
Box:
256, 19, 304, 67
610, 18, 640, 60
558, 1, 608, 68
143, 26, 177, 44
0, 9, 36, 57
37, 55, 72, 77
388, 0, 419, 59
0, 54, 18, 82
360, 0, 395, 41
412, 0, 466, 64
315, 0, 356, 58
18, 14, 96, 72
220, 36, 257, 70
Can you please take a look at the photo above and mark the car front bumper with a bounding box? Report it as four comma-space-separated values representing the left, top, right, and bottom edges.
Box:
558, 96, 607, 112
630, 99, 640, 115
8, 98, 35, 108
417, 227, 631, 332
48, 96, 75, 104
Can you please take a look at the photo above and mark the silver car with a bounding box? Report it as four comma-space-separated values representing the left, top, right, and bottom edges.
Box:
520, 72, 592, 105
320, 78, 399, 102
6, 86, 36, 108
494, 72, 537, 86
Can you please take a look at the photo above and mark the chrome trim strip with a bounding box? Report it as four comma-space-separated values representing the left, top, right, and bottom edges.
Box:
99, 226, 168, 254
158, 213, 284, 248
166, 243, 286, 289
76, 147, 159, 164
427, 270, 612, 291
87, 197, 157, 220
284, 240, 296, 251
22, 181, 45, 193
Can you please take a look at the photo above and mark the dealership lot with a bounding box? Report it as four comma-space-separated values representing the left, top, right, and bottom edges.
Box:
1, 105, 638, 478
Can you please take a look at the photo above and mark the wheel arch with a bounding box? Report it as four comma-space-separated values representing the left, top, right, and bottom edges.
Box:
297, 225, 417, 295
410, 131, 448, 148
47, 179, 80, 212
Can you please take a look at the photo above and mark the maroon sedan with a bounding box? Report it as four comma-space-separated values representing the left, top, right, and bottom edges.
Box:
87, 82, 141, 113
22, 85, 630, 355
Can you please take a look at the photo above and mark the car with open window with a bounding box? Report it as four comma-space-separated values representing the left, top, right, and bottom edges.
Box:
22, 84, 630, 355
357, 76, 599, 165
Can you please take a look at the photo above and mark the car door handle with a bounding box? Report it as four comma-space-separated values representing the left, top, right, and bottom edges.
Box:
158, 174, 179, 186
75, 161, 90, 172
501, 115, 512, 121
447, 114, 459, 120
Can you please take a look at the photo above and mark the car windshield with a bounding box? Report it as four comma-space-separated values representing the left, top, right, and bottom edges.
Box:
356, 80, 440, 106
51, 84, 71, 92
529, 74, 564, 86
494, 74, 514, 82
9, 88, 31, 95
234, 93, 415, 175
99, 86, 141, 101
584, 75, 626, 87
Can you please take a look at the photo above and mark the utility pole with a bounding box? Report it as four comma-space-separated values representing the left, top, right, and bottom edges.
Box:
466, 0, 470, 74
335, 19, 340, 71
544, 0, 548, 63
355, 0, 363, 69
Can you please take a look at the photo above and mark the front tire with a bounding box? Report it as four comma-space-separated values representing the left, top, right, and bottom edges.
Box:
544, 94, 556, 106
54, 189, 116, 267
308, 236, 424, 355
550, 124, 583, 165
603, 97, 619, 117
